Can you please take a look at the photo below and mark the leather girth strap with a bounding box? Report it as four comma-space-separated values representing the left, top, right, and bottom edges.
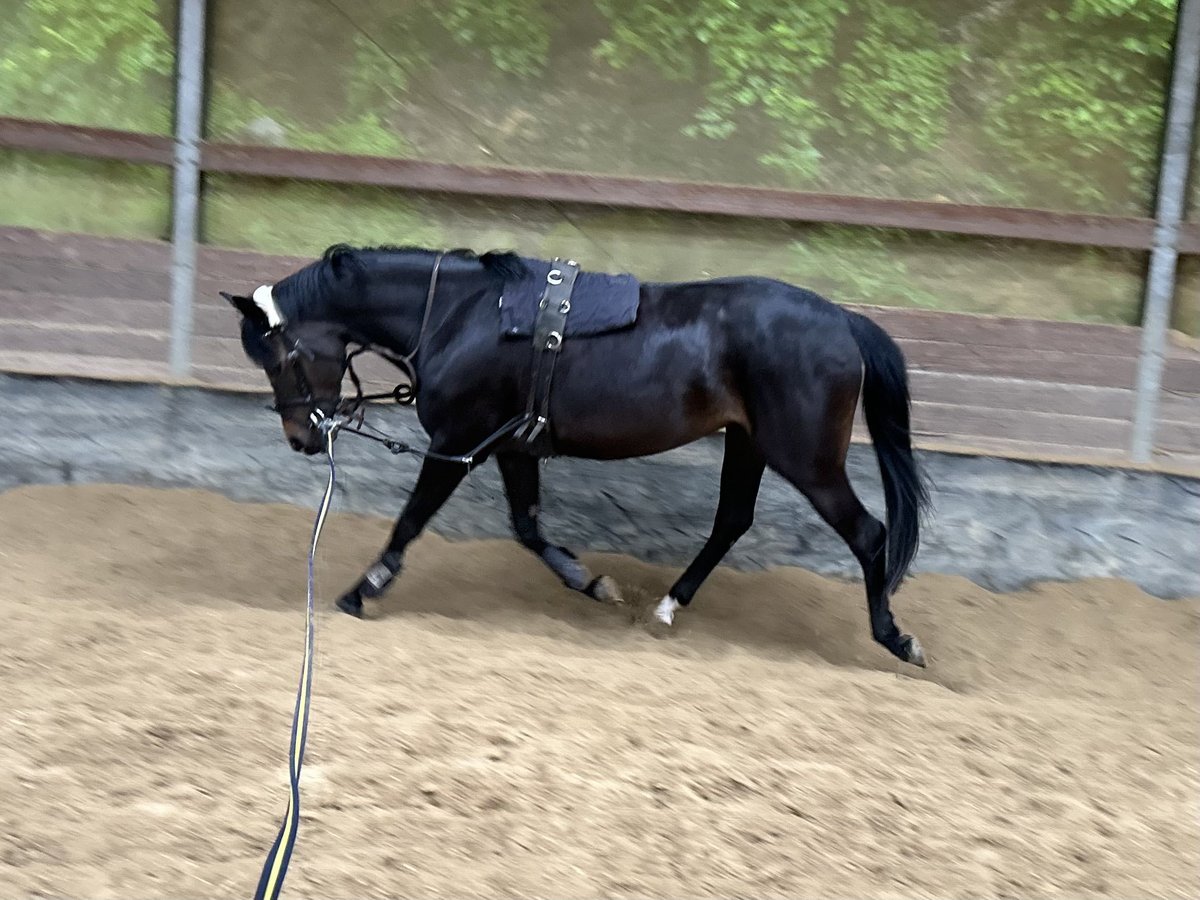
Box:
517, 257, 579, 455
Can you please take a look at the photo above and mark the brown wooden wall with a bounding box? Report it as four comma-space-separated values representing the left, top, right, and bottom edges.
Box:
2, 225, 1197, 474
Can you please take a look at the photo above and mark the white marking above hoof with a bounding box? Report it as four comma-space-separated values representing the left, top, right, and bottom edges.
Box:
653, 595, 681, 627
905, 635, 927, 668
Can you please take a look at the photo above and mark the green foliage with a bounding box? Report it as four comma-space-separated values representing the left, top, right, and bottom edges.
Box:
791, 227, 942, 309
591, 0, 1171, 210
293, 114, 410, 157
1175, 257, 1200, 337
594, 0, 698, 79
0, 0, 173, 131
789, 225, 1145, 324
206, 81, 411, 158
438, 0, 551, 76
594, 0, 960, 182
0, 150, 170, 238
834, 1, 963, 154
982, 0, 1176, 210
597, 0, 848, 180
203, 176, 440, 257
345, 33, 417, 114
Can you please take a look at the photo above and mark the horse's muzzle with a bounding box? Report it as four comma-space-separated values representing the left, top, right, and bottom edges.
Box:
288, 435, 323, 455
283, 420, 325, 455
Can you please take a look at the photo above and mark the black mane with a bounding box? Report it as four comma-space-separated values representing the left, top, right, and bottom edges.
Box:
271, 243, 528, 319
324, 243, 527, 279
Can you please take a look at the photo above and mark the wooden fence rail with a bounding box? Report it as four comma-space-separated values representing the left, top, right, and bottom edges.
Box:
3, 116, 1198, 253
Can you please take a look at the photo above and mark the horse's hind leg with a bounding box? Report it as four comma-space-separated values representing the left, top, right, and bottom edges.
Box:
652, 426, 766, 628
497, 451, 624, 604
748, 360, 923, 665
790, 468, 922, 665
762, 425, 924, 666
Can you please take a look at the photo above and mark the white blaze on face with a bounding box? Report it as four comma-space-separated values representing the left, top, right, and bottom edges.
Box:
252, 283, 285, 329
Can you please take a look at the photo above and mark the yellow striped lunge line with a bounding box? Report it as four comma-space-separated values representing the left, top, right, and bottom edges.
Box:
255, 425, 337, 900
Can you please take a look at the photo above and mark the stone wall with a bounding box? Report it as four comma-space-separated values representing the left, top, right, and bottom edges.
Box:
3, 373, 1197, 599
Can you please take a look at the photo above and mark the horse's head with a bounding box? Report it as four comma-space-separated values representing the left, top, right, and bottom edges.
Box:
222, 285, 347, 455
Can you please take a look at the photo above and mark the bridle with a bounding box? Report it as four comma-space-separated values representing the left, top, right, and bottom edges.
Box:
266, 252, 444, 425
260, 250, 530, 468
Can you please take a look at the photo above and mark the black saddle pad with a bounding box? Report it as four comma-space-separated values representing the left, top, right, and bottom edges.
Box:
499, 257, 640, 339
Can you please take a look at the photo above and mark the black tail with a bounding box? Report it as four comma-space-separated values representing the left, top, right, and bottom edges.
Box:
846, 310, 932, 596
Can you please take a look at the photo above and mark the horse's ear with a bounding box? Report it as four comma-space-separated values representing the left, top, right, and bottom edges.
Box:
325, 244, 359, 282
328, 249, 349, 280
221, 290, 271, 331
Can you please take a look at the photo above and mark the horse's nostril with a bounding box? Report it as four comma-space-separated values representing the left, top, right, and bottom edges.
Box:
288, 437, 304, 452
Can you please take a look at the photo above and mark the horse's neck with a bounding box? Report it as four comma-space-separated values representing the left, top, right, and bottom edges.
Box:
347, 263, 492, 354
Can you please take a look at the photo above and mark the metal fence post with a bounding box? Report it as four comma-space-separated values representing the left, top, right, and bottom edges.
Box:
168, 0, 208, 378
1131, 0, 1200, 462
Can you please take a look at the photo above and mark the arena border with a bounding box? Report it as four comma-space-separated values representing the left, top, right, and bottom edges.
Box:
3, 372, 1197, 600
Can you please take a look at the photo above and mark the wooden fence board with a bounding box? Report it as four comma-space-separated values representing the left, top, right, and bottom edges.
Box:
852, 305, 1143, 357
909, 433, 1132, 466
912, 401, 1130, 450
0, 324, 165, 361
1156, 420, 1200, 455
0, 350, 169, 383
195, 247, 311, 287
0, 292, 169, 331
0, 117, 172, 164
1163, 357, 1200, 395
0, 258, 167, 302
1160, 390, 1200, 423
191, 335, 254, 370
899, 340, 1138, 388
190, 363, 264, 392
908, 371, 1133, 420
0, 226, 1196, 474
0, 225, 172, 272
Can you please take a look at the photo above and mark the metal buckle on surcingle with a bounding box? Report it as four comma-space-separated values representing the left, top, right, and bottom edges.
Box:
524, 415, 548, 444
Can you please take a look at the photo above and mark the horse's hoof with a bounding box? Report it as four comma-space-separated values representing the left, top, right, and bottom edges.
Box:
587, 575, 625, 606
644, 595, 680, 639
900, 634, 926, 668
644, 618, 673, 640
336, 594, 364, 618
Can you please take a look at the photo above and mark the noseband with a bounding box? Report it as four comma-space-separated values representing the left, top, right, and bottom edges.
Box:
266, 253, 444, 423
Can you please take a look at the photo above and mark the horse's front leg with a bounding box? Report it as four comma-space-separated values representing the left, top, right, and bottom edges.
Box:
336, 456, 467, 616
497, 451, 624, 605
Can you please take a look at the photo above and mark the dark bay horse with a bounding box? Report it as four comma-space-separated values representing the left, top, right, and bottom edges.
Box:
222, 244, 932, 666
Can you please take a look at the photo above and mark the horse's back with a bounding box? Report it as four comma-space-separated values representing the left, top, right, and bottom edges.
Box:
646, 274, 857, 357
544, 274, 858, 456
649, 273, 846, 317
